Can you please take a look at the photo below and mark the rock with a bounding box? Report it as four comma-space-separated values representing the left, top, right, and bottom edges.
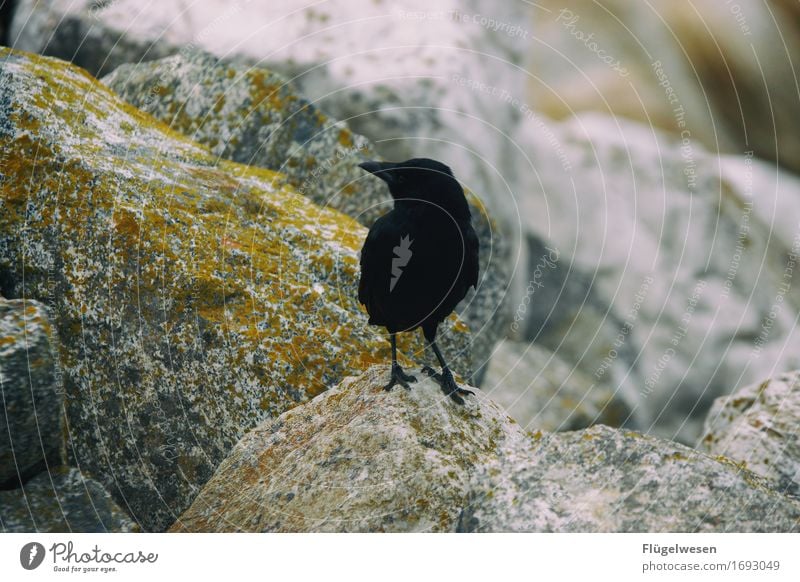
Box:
0, 466, 137, 532
508, 232, 643, 427
516, 113, 800, 442
482, 339, 633, 432
101, 50, 512, 383
700, 371, 800, 497
461, 424, 800, 532
0, 298, 64, 487
0, 47, 472, 531
9, 0, 176, 78
170, 365, 523, 533
102, 50, 387, 226
173, 366, 800, 532
530, 0, 800, 175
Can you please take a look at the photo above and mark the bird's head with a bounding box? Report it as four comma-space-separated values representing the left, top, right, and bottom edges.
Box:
358, 158, 471, 220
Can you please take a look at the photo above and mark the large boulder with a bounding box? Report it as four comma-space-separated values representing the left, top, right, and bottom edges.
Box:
101, 50, 512, 382
12, 2, 522, 383
700, 371, 800, 497
0, 47, 471, 531
516, 113, 800, 442
171, 365, 521, 533
0, 298, 64, 487
0, 466, 137, 532
172, 366, 800, 532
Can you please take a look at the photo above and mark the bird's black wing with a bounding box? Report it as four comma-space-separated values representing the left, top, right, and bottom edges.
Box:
358, 214, 400, 310
464, 223, 480, 290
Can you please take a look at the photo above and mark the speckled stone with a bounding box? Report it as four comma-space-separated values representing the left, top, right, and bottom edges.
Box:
170, 365, 524, 532
102, 50, 388, 226
700, 371, 800, 497
462, 425, 800, 532
0, 47, 472, 531
0, 298, 64, 485
0, 467, 137, 532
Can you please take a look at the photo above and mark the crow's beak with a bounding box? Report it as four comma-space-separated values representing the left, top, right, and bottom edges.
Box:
358, 161, 397, 185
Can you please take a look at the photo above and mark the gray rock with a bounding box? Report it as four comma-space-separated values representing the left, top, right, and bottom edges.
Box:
516, 113, 800, 442
529, 0, 800, 176
9, 0, 176, 78
0, 47, 473, 531
172, 366, 799, 532
0, 298, 64, 486
171, 365, 522, 533
102, 50, 387, 226
700, 370, 800, 497
461, 425, 800, 532
483, 339, 633, 432
1, 467, 137, 532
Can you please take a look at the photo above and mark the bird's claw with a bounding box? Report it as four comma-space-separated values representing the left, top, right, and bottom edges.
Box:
422, 366, 473, 404
384, 364, 417, 392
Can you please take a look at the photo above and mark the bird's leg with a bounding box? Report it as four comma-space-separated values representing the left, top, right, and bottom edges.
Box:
423, 341, 473, 404
384, 334, 417, 392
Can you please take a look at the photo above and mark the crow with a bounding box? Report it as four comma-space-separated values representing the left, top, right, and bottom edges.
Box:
357, 158, 479, 404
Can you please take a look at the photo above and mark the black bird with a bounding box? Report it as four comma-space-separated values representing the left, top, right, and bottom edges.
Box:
357, 158, 479, 404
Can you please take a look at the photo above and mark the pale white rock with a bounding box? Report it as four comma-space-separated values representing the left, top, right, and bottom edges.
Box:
515, 113, 800, 442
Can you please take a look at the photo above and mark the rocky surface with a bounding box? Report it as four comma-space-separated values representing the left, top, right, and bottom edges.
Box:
700, 371, 800, 497
101, 50, 512, 382
102, 50, 387, 225
530, 0, 800, 175
171, 365, 520, 533
482, 339, 633, 432
517, 113, 800, 442
0, 298, 64, 486
173, 366, 800, 533
0, 466, 137, 532
9, 0, 176, 78
0, 47, 472, 531
461, 424, 800, 532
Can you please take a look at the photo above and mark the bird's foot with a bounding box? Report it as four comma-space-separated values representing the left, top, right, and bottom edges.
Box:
384, 364, 417, 392
422, 366, 473, 405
